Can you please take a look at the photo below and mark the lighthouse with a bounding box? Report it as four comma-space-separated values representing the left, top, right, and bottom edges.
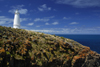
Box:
13, 10, 20, 29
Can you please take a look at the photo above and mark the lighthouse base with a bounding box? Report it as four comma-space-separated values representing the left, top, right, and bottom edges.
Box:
13, 25, 20, 29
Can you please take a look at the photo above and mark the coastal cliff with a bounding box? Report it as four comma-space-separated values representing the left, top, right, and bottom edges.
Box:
0, 26, 100, 67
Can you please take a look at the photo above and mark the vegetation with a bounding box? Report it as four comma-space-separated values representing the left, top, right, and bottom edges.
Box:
0, 26, 99, 67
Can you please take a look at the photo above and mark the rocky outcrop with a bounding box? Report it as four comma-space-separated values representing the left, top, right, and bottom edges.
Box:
0, 26, 100, 67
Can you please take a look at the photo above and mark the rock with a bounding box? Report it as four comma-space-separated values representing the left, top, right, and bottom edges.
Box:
2, 35, 8, 39
82, 54, 100, 67
32, 39, 37, 44
0, 26, 100, 67
65, 42, 74, 48
0, 34, 2, 38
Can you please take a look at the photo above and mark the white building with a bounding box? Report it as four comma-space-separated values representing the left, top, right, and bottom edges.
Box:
13, 10, 20, 29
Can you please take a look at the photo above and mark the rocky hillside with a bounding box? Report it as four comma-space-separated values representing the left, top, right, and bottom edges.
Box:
0, 26, 100, 67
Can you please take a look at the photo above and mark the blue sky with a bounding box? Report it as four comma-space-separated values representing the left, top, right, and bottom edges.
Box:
0, 0, 100, 34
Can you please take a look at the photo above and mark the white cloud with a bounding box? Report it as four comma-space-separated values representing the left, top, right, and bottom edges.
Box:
0, 16, 13, 25
34, 16, 54, 22
86, 29, 96, 31
11, 5, 24, 9
34, 18, 49, 22
69, 28, 98, 34
9, 5, 28, 14
52, 22, 59, 25
48, 7, 51, 10
97, 27, 100, 28
36, 26, 40, 27
41, 4, 47, 8
31, 30, 54, 33
20, 18, 28, 22
0, 21, 6, 25
47, 16, 55, 18
70, 22, 78, 25
19, 9, 28, 14
38, 4, 51, 11
30, 28, 69, 34
38, 8, 44, 11
27, 23, 34, 26
29, 27, 100, 34
0, 16, 28, 26
63, 17, 71, 19
56, 0, 100, 8
45, 23, 49, 25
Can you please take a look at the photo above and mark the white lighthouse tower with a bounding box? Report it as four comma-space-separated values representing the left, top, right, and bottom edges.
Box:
13, 9, 20, 29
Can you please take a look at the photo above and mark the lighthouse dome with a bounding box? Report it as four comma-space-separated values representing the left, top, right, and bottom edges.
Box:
15, 9, 19, 14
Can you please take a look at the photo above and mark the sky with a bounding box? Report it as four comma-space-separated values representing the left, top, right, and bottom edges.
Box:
0, 0, 100, 34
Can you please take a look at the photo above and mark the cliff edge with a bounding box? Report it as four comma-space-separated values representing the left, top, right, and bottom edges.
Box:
0, 26, 100, 67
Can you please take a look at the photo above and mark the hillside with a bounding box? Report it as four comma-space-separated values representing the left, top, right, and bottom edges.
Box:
0, 26, 100, 67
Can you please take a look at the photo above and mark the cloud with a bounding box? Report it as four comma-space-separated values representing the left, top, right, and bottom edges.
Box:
63, 17, 71, 19
70, 28, 99, 34
0, 21, 7, 25
45, 23, 50, 25
19, 9, 28, 14
0, 16, 28, 26
30, 28, 69, 34
38, 4, 51, 11
34, 16, 54, 22
27, 23, 34, 26
31, 30, 54, 33
9, 5, 28, 14
86, 29, 96, 31
52, 22, 59, 25
46, 16, 55, 18
70, 22, 78, 25
0, 16, 13, 25
34, 18, 49, 22
36, 26, 40, 27
20, 18, 28, 22
97, 27, 100, 28
56, 0, 100, 8
11, 5, 24, 9
29, 27, 100, 34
